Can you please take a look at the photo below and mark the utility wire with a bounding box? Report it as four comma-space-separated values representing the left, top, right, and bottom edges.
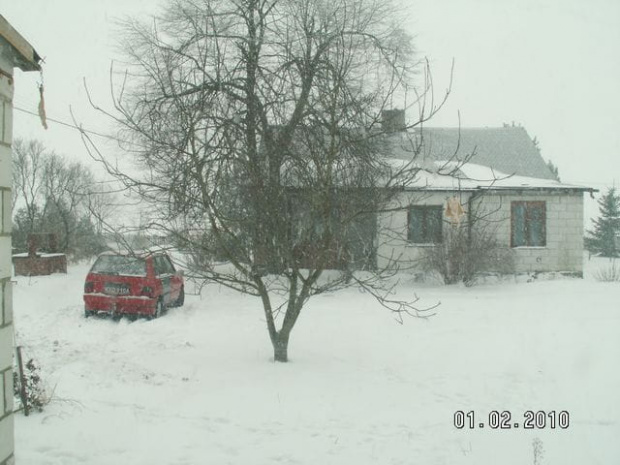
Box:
13, 104, 615, 190
14, 105, 122, 143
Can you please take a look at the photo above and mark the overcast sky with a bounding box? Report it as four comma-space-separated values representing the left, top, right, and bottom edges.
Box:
4, 0, 620, 200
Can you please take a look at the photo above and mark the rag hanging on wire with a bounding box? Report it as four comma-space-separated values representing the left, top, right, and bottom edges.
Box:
38, 75, 48, 129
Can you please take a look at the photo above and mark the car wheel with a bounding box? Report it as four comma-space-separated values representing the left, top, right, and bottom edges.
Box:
150, 299, 164, 319
85, 309, 96, 318
174, 287, 185, 307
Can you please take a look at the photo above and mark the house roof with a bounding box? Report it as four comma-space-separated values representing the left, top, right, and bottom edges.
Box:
276, 123, 594, 192
383, 125, 596, 192
0, 15, 42, 72
387, 126, 557, 180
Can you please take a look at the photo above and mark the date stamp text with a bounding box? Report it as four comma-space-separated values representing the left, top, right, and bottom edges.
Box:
454, 410, 570, 430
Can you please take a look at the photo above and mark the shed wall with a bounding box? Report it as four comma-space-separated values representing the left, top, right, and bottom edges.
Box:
376, 190, 585, 276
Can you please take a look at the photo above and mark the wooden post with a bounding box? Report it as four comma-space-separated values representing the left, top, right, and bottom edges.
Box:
16, 346, 29, 416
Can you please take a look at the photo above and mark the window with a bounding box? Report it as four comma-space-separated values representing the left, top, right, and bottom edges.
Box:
408, 206, 443, 244
511, 201, 546, 247
91, 255, 147, 276
154, 255, 175, 276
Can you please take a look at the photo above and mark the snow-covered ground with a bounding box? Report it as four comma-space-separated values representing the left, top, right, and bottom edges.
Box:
12, 256, 620, 464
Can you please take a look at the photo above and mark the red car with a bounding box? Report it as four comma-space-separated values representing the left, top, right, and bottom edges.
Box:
83, 251, 184, 319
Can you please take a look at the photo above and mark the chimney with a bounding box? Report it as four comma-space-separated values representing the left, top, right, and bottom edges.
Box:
381, 109, 406, 133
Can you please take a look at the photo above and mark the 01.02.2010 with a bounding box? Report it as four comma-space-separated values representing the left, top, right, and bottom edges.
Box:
454, 410, 570, 430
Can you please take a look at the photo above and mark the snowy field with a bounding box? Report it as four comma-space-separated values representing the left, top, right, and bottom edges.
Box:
12, 256, 620, 465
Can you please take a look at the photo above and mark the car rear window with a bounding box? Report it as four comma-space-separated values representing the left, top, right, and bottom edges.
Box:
91, 255, 147, 276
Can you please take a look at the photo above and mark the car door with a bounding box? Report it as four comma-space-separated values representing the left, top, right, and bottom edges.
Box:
162, 254, 182, 301
153, 255, 173, 305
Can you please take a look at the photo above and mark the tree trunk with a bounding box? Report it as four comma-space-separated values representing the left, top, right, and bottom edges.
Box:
273, 333, 289, 363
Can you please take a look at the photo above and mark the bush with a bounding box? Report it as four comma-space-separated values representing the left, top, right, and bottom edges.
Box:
421, 223, 515, 286
13, 357, 49, 413
594, 260, 620, 282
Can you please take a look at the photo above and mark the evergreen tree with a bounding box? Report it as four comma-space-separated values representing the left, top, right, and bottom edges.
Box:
585, 187, 620, 257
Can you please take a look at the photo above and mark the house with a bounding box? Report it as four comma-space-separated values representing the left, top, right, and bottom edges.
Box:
0, 15, 42, 465
252, 114, 594, 278
375, 121, 595, 277
212, 110, 594, 278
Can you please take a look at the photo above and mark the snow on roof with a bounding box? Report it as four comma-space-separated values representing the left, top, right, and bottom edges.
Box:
97, 249, 170, 258
388, 159, 592, 191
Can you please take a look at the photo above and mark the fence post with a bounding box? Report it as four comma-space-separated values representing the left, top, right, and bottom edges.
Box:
16, 346, 29, 416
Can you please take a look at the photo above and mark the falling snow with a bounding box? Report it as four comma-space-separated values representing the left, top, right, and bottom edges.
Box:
12, 256, 620, 464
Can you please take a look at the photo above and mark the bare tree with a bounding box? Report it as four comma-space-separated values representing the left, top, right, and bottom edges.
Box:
12, 139, 46, 233
82, 0, 454, 361
85, 182, 121, 236
40, 154, 88, 250
11, 138, 110, 258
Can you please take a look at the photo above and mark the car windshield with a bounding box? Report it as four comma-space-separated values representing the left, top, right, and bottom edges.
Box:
91, 255, 147, 276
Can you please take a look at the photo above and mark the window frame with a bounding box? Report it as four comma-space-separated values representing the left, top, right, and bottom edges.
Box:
510, 201, 547, 248
407, 205, 444, 245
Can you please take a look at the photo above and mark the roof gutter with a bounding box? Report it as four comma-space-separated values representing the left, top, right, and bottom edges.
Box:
403, 185, 597, 194
473, 185, 598, 194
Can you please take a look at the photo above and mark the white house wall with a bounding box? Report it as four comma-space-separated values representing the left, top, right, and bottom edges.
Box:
478, 192, 584, 274
376, 191, 462, 271
376, 190, 585, 275
0, 53, 15, 465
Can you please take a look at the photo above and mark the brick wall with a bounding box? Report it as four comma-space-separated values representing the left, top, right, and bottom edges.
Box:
0, 55, 15, 465
377, 191, 453, 270
476, 192, 584, 274
377, 190, 585, 276
13, 255, 67, 276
